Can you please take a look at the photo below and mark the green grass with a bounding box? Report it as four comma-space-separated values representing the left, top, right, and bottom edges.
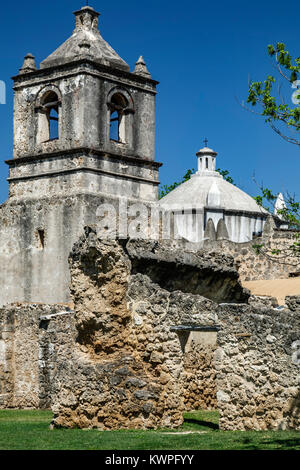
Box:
0, 409, 299, 450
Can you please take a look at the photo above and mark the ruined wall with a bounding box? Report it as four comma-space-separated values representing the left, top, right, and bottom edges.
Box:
216, 299, 300, 431
50, 229, 241, 429
38, 310, 74, 409
0, 308, 14, 407
1, 229, 299, 432
0, 303, 71, 409
201, 227, 300, 281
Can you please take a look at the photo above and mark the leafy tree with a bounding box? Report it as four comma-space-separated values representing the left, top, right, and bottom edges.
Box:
252, 182, 300, 263
243, 42, 300, 264
245, 42, 300, 146
159, 169, 195, 199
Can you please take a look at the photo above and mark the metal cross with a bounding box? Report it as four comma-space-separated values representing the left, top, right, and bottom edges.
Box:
204, 138, 208, 147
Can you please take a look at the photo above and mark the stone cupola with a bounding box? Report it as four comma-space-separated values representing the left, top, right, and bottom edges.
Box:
196, 146, 218, 175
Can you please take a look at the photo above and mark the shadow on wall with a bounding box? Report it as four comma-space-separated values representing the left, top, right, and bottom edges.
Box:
131, 258, 249, 304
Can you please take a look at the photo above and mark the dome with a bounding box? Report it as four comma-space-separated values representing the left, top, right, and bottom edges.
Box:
159, 172, 268, 214
159, 146, 269, 243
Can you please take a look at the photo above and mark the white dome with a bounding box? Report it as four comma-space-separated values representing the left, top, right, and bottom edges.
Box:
159, 173, 268, 215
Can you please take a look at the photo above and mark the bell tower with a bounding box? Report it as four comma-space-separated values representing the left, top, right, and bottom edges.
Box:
8, 5, 161, 202
0, 6, 161, 307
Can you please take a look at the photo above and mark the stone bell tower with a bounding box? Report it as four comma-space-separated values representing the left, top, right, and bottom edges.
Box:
0, 6, 161, 307
8, 5, 161, 202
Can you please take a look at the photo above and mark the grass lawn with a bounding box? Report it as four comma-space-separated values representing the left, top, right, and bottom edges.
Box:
0, 409, 299, 450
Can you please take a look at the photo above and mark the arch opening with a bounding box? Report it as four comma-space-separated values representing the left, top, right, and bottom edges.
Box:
37, 90, 61, 143
108, 92, 131, 144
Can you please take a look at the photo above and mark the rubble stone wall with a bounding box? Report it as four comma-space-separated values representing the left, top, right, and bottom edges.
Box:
216, 300, 300, 430
201, 228, 300, 281
50, 230, 230, 429
183, 336, 217, 411
0, 304, 72, 409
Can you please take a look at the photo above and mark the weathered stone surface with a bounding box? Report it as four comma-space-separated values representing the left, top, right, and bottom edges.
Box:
126, 238, 249, 303
50, 228, 227, 429
0, 304, 72, 409
248, 295, 279, 308
183, 339, 217, 411
216, 303, 300, 430
201, 228, 300, 282
285, 295, 300, 312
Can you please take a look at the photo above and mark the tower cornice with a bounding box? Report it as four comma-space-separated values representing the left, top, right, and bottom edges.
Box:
12, 59, 159, 90
5, 147, 163, 168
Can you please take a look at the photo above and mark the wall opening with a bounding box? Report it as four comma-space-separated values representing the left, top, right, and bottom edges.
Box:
37, 229, 45, 249
110, 111, 119, 141
108, 92, 129, 143
37, 90, 60, 143
49, 108, 59, 140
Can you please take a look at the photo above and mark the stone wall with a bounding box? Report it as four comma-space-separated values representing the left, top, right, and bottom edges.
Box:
201, 225, 300, 282
0, 303, 72, 409
0, 229, 247, 423
183, 335, 217, 411
50, 228, 242, 429
216, 300, 300, 430
2, 228, 299, 431
0, 308, 14, 407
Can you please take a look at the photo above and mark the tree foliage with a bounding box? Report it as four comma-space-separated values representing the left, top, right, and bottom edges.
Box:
159, 169, 195, 199
246, 42, 300, 146
251, 181, 300, 263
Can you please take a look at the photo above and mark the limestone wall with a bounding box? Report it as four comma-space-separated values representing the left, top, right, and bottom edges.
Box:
0, 308, 14, 407
183, 336, 217, 411
0, 304, 72, 409
216, 301, 300, 430
201, 227, 300, 281
50, 230, 235, 429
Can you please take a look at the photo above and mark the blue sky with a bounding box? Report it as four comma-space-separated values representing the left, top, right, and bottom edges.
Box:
0, 0, 299, 203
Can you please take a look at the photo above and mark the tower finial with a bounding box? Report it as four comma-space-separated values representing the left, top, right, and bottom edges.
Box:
74, 4, 100, 33
134, 56, 152, 78
19, 53, 37, 75
204, 137, 208, 147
